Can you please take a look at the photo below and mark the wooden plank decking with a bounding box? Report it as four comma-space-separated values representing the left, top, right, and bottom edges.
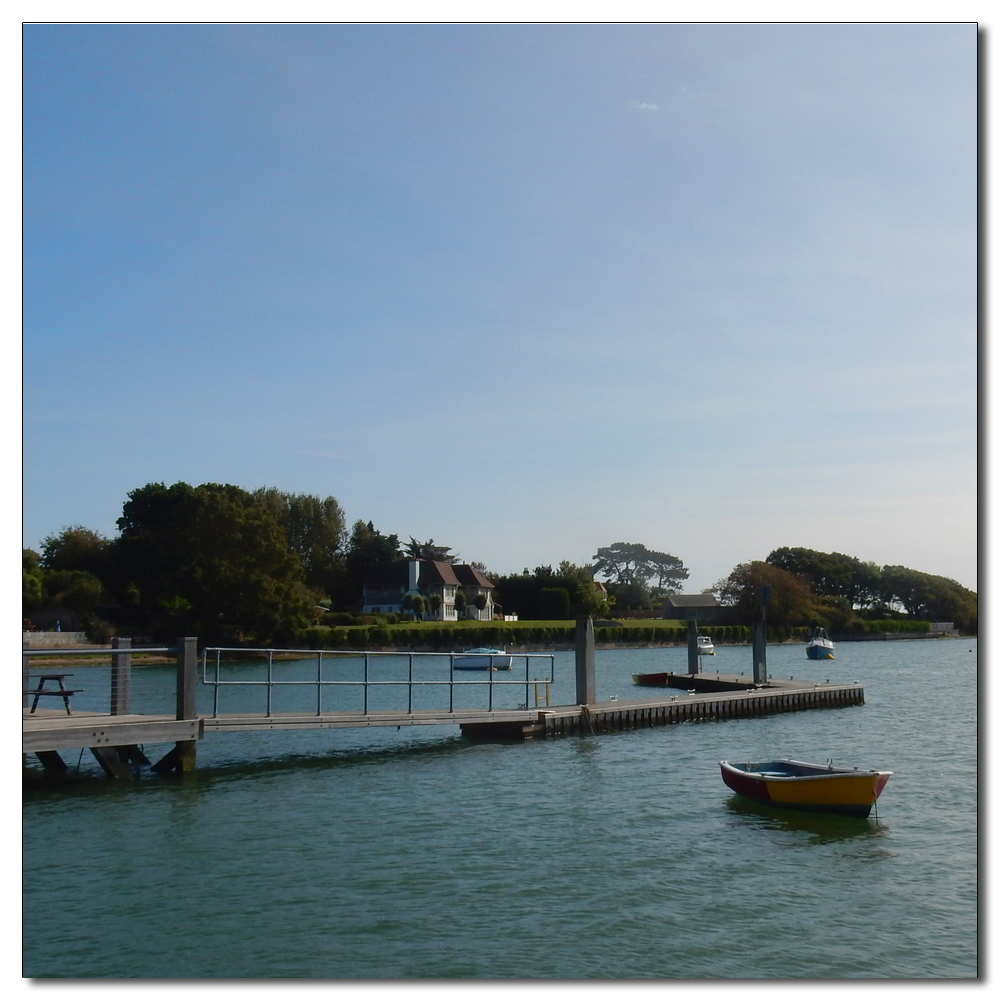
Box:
22, 712, 203, 753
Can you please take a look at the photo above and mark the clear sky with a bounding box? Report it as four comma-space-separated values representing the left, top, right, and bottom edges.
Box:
21, 22, 977, 592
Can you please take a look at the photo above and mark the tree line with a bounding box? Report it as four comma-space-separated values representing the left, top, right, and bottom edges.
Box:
22, 483, 977, 644
710, 548, 977, 633
23, 482, 410, 644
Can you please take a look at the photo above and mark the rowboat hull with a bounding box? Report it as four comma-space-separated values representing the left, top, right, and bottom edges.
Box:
720, 759, 891, 818
631, 672, 670, 686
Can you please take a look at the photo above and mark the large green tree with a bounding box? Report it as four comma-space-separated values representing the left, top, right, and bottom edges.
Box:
338, 520, 401, 608
880, 565, 977, 631
252, 488, 347, 596
493, 563, 609, 620
592, 542, 689, 605
23, 549, 44, 614
115, 482, 322, 643
40, 526, 115, 583
713, 561, 830, 627
403, 537, 457, 562
766, 547, 882, 608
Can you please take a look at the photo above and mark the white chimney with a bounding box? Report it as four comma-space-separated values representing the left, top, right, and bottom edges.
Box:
408, 560, 420, 592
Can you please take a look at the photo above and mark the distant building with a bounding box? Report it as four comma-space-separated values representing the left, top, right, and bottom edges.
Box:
362, 560, 496, 621
662, 594, 722, 622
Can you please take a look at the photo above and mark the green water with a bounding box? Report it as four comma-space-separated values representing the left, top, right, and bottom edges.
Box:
23, 639, 977, 978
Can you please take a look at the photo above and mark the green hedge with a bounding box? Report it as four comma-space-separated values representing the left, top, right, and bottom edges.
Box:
847, 619, 931, 634
298, 621, 808, 649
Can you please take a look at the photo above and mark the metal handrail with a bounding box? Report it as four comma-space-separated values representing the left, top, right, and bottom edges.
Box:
201, 647, 556, 719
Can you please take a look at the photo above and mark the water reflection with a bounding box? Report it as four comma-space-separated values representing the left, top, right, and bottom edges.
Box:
724, 794, 886, 843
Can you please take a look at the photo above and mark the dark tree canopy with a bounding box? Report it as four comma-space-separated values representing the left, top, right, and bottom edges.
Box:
880, 565, 977, 630
40, 526, 114, 582
253, 488, 346, 595
404, 537, 458, 563
493, 563, 609, 620
766, 547, 882, 608
714, 561, 829, 627
115, 482, 320, 644
592, 542, 688, 592
23, 549, 44, 613
339, 520, 402, 607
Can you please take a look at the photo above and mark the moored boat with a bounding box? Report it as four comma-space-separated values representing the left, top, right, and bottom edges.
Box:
631, 671, 670, 686
452, 647, 513, 670
805, 627, 835, 660
720, 758, 891, 818
697, 635, 715, 655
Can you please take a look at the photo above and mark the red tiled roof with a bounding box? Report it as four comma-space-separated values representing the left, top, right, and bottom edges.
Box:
420, 561, 461, 586
452, 564, 494, 588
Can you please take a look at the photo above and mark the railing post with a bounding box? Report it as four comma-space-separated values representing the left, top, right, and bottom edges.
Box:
110, 636, 131, 715
22, 651, 29, 710
317, 652, 323, 716
266, 650, 273, 716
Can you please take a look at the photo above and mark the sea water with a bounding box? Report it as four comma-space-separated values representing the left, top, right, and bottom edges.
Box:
22, 638, 978, 978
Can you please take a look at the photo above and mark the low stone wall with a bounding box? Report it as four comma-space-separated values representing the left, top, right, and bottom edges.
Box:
22, 631, 90, 647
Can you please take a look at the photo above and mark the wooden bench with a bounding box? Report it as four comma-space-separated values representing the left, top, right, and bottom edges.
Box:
24, 674, 82, 715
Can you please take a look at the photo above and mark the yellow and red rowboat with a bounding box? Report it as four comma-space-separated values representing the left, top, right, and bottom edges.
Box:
720, 759, 892, 818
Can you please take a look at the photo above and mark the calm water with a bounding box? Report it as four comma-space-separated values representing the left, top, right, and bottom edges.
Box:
23, 639, 978, 979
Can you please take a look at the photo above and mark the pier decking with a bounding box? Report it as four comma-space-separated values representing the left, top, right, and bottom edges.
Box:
23, 675, 864, 762
23, 635, 865, 778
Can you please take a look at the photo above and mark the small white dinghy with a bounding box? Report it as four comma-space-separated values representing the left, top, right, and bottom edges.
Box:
452, 647, 513, 670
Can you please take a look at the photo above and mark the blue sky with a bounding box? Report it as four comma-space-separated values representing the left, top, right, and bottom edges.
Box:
21, 22, 977, 592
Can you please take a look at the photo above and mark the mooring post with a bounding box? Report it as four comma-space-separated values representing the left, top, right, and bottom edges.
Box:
752, 585, 770, 684
687, 620, 699, 675
752, 621, 767, 684
167, 636, 199, 773
575, 617, 596, 705
110, 636, 131, 715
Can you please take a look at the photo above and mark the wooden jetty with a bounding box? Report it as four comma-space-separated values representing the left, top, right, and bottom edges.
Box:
23, 626, 865, 779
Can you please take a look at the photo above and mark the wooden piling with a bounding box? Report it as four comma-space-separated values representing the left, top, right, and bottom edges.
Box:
575, 618, 595, 705
687, 620, 699, 674
152, 637, 198, 774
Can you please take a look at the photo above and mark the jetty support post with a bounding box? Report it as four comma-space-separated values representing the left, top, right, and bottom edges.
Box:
687, 620, 699, 675
110, 636, 131, 715
152, 637, 199, 775
752, 585, 770, 685
752, 622, 767, 684
575, 617, 596, 705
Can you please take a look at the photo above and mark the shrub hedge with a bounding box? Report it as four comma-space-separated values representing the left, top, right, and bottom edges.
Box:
294, 622, 799, 649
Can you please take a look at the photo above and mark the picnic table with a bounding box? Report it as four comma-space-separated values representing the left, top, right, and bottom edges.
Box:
24, 673, 81, 715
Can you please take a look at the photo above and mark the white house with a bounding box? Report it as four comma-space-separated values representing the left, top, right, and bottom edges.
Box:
361, 560, 496, 621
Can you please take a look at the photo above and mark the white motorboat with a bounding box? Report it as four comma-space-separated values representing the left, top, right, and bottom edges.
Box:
805, 628, 835, 660
452, 647, 513, 670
